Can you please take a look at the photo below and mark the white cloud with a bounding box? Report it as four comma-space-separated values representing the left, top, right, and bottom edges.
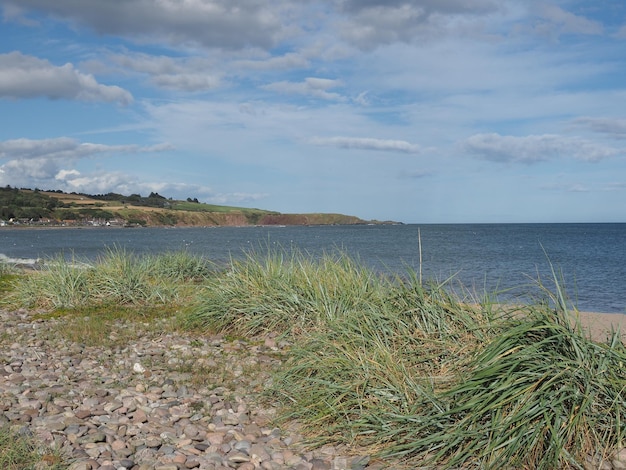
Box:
105, 53, 221, 92
53, 170, 266, 204
0, 52, 132, 104
0, 136, 263, 204
0, 137, 172, 161
1, 157, 59, 180
263, 77, 345, 101
5, 0, 511, 55
55, 169, 80, 180
233, 52, 310, 71
311, 136, 422, 154
573, 117, 626, 139
5, 0, 286, 50
334, 0, 500, 49
0, 138, 174, 193
464, 133, 622, 163
152, 74, 220, 92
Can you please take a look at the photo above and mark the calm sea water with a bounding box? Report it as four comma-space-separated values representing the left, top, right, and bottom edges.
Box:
1, 223, 625, 313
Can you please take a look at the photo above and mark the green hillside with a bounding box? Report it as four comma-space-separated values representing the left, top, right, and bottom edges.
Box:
0, 186, 384, 227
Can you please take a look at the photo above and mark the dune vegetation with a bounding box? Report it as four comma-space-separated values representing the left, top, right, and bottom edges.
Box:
2, 247, 626, 469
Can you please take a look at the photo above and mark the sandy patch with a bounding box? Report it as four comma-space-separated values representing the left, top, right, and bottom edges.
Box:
577, 311, 626, 343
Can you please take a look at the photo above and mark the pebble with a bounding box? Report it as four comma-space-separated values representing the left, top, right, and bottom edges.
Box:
0, 309, 381, 470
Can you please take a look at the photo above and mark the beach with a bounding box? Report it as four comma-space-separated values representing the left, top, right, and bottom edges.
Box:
578, 311, 626, 342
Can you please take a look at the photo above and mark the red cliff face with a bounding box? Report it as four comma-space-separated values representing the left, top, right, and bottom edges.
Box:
257, 213, 366, 226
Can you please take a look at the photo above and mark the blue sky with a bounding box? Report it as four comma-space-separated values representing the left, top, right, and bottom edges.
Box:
1, 1, 626, 223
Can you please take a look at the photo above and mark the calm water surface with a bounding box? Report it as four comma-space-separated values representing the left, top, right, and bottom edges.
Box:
1, 223, 625, 313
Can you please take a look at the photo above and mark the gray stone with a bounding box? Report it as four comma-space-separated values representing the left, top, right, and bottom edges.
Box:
0, 309, 384, 470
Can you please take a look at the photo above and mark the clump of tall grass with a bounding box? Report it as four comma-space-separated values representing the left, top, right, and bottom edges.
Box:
184, 247, 386, 337
143, 250, 214, 282
267, 272, 496, 449
11, 253, 92, 309
8, 248, 207, 310
0, 259, 16, 276
90, 247, 169, 305
379, 301, 626, 469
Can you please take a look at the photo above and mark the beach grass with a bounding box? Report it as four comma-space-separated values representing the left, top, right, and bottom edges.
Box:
6, 247, 211, 310
0, 425, 65, 470
4, 247, 626, 468
182, 248, 386, 337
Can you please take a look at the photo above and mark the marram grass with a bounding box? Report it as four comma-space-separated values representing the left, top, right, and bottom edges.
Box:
7, 247, 211, 309
185, 248, 626, 469
183, 248, 386, 337
376, 303, 626, 469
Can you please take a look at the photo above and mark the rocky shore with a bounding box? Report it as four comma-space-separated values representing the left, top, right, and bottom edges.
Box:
0, 309, 384, 470
4, 307, 626, 470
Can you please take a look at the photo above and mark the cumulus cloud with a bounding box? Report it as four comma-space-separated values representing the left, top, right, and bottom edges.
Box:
311, 136, 422, 154
0, 136, 262, 205
0, 52, 133, 104
0, 137, 173, 192
572, 117, 626, 139
1, 157, 60, 181
53, 170, 266, 205
263, 77, 345, 101
104, 53, 221, 92
464, 133, 621, 163
5, 0, 510, 55
5, 0, 285, 50
334, 0, 500, 49
337, 0, 497, 15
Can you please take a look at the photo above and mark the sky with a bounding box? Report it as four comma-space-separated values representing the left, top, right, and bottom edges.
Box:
1, 1, 626, 224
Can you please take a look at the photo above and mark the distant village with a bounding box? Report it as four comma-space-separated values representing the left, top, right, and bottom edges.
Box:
0, 217, 130, 228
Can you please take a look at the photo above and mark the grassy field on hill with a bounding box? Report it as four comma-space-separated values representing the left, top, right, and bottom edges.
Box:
0, 187, 378, 227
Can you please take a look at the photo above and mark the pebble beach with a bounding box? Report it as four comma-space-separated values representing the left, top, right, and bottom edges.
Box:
0, 308, 381, 470
3, 307, 626, 470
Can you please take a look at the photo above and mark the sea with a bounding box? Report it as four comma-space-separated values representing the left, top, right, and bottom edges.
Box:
1, 223, 625, 314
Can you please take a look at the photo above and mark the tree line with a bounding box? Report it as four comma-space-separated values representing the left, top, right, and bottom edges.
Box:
0, 186, 200, 221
